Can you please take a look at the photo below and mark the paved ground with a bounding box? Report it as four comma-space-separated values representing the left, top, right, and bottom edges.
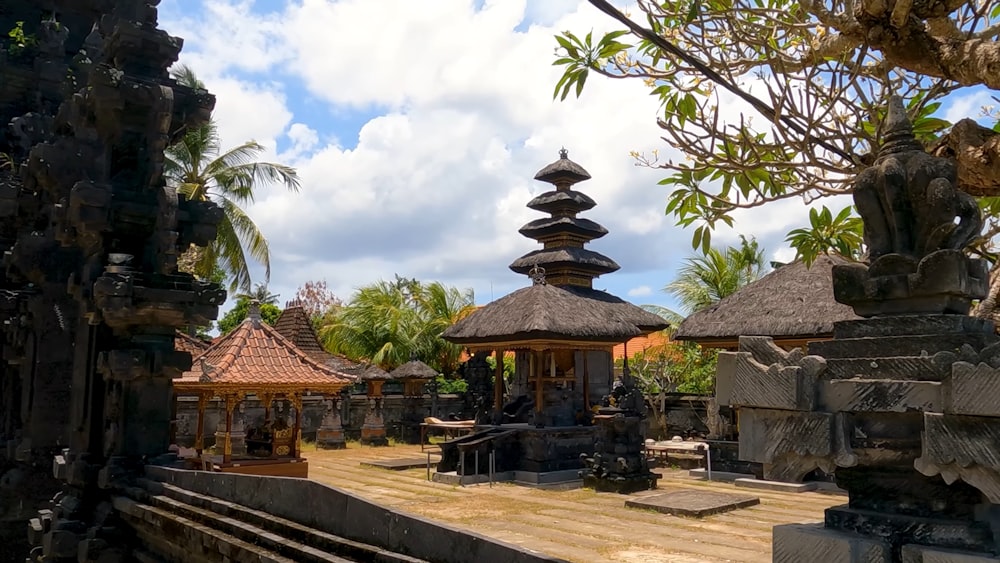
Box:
305, 443, 844, 563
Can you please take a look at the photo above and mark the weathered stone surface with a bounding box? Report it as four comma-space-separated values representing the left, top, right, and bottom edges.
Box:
624, 489, 759, 517
738, 408, 852, 482
773, 523, 890, 563
734, 478, 817, 493
822, 379, 942, 412
729, 353, 822, 411
825, 356, 948, 381
915, 413, 1000, 503
901, 544, 1000, 562
948, 363, 1000, 416
826, 505, 995, 555
810, 333, 995, 359
714, 351, 737, 405
833, 315, 995, 340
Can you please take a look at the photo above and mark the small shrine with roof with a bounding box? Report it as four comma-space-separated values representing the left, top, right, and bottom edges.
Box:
173, 302, 355, 477
440, 149, 667, 490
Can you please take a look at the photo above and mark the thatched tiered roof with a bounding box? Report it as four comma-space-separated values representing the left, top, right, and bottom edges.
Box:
442, 283, 669, 349
673, 255, 861, 349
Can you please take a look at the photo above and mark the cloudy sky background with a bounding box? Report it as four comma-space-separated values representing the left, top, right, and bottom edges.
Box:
158, 0, 998, 316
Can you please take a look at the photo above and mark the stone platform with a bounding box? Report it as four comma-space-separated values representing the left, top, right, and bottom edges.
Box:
625, 489, 759, 517
361, 457, 436, 471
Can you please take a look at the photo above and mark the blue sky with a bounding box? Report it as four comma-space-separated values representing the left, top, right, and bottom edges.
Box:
157, 0, 998, 319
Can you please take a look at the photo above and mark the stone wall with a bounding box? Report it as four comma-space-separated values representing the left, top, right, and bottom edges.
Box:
174, 393, 469, 446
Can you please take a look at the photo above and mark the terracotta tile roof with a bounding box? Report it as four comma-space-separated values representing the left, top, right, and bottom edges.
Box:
175, 330, 211, 356
272, 303, 331, 362
176, 315, 355, 391
612, 332, 670, 360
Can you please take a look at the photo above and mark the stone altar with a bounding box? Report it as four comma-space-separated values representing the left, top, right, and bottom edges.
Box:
727, 97, 1000, 560
579, 366, 658, 494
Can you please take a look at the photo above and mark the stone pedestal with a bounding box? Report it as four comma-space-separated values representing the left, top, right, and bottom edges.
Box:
360, 400, 388, 447
317, 399, 346, 449
727, 317, 1000, 557
580, 408, 658, 494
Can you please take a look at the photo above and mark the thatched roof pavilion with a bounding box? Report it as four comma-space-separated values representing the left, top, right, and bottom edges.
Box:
442, 149, 668, 423
673, 255, 861, 350
444, 283, 666, 350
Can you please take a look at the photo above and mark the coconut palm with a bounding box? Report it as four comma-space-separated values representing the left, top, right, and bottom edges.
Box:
235, 283, 280, 306
665, 236, 767, 314
320, 278, 475, 374
165, 65, 300, 293
414, 281, 477, 375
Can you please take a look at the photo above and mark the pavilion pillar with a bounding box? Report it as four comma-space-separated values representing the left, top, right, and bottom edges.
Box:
195, 393, 208, 455
223, 395, 238, 464
291, 395, 303, 458
534, 351, 543, 414
260, 392, 273, 429
493, 349, 504, 415
582, 351, 590, 410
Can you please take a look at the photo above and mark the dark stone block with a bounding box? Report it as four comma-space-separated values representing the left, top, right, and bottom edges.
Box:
810, 333, 996, 359
833, 315, 995, 340
584, 474, 658, 494
625, 489, 759, 517
825, 505, 995, 554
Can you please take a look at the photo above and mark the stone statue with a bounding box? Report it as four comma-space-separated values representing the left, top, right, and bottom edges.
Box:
834, 95, 988, 316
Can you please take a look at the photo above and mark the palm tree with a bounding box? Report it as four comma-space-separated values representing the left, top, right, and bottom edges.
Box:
414, 281, 476, 375
236, 283, 280, 306
165, 65, 300, 293
665, 236, 767, 314
319, 278, 475, 374
320, 280, 420, 370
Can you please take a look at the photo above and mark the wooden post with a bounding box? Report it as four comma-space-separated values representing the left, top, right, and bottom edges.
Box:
195, 394, 207, 455
291, 395, 303, 458
582, 351, 590, 410
223, 395, 237, 464
493, 349, 504, 416
534, 351, 543, 414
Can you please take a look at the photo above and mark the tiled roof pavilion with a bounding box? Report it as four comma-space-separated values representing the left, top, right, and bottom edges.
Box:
174, 308, 355, 395
173, 304, 356, 464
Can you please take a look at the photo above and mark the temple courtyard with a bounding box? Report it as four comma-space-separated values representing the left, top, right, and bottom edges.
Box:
305, 444, 844, 563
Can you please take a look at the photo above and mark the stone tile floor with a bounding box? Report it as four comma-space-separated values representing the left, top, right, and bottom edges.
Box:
306, 443, 844, 563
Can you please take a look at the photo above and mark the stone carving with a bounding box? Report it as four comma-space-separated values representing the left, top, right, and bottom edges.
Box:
728, 96, 1000, 558
0, 5, 224, 560
317, 397, 346, 449
834, 96, 988, 317
580, 366, 658, 493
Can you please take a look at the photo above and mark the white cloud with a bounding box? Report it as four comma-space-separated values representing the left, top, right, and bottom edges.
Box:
159, 0, 820, 314
627, 285, 653, 297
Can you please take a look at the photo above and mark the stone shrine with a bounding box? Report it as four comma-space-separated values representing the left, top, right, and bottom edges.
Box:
0, 2, 224, 559
726, 97, 1000, 561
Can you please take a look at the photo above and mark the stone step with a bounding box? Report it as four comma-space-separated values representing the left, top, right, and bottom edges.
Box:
112, 495, 299, 563
143, 480, 425, 563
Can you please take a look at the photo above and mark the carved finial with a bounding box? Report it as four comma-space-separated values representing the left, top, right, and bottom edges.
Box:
248, 299, 262, 328
529, 265, 547, 285
879, 95, 923, 157
559, 147, 569, 159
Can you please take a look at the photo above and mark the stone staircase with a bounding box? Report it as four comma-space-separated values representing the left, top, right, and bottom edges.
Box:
114, 479, 427, 563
